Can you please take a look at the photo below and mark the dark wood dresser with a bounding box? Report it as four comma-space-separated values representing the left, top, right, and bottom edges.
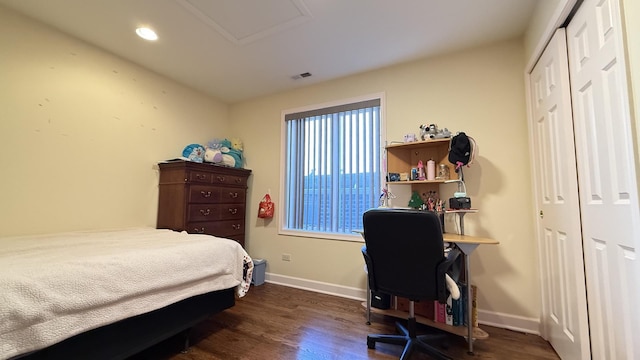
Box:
157, 160, 251, 247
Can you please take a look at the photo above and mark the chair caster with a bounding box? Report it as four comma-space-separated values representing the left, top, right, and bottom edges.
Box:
367, 338, 376, 349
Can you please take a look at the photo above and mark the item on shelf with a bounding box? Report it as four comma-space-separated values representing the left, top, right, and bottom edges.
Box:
411, 167, 418, 180
417, 160, 426, 180
399, 172, 409, 181
445, 174, 468, 199
371, 291, 391, 309
408, 191, 424, 209
432, 128, 452, 139
449, 197, 471, 209
403, 133, 417, 143
434, 300, 447, 323
388, 172, 400, 182
419, 124, 433, 141
462, 285, 478, 328
396, 297, 434, 319
427, 159, 436, 180
436, 164, 450, 180
419, 123, 452, 140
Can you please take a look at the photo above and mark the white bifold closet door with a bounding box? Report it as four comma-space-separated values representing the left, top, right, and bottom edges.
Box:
530, 0, 640, 358
566, 0, 640, 358
529, 28, 590, 360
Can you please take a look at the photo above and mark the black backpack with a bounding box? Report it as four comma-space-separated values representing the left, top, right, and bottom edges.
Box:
448, 132, 472, 166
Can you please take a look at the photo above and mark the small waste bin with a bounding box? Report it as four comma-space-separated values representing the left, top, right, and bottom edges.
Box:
252, 258, 266, 286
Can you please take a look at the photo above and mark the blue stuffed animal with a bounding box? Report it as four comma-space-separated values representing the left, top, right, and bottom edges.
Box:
182, 144, 205, 163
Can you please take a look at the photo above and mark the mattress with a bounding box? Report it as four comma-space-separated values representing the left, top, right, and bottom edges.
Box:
0, 228, 253, 359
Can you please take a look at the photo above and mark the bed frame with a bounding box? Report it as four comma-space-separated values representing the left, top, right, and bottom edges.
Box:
14, 287, 236, 360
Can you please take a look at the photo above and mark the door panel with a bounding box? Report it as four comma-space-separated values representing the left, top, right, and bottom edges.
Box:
567, 0, 640, 358
528, 28, 590, 360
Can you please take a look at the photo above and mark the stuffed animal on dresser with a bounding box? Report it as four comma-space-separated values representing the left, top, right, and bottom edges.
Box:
182, 144, 205, 163
204, 138, 244, 168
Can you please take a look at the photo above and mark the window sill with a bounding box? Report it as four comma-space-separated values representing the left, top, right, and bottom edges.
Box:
279, 229, 364, 243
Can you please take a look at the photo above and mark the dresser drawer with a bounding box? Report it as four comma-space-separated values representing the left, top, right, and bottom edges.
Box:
188, 185, 246, 204
211, 173, 247, 186
219, 204, 245, 220
189, 185, 219, 203
219, 188, 246, 203
187, 204, 245, 221
187, 219, 245, 237
187, 170, 213, 184
187, 204, 220, 221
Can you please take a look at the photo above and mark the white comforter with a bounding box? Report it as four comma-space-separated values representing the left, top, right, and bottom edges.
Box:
0, 228, 253, 359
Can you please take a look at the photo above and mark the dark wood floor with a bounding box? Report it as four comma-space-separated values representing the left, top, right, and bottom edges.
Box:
131, 283, 560, 360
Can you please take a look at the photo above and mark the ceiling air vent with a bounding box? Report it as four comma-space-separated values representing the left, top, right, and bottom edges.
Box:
291, 72, 312, 80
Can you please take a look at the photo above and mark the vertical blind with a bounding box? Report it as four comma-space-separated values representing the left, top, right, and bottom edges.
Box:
284, 99, 381, 235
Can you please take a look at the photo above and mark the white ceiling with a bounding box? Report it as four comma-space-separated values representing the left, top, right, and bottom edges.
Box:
1, 0, 539, 103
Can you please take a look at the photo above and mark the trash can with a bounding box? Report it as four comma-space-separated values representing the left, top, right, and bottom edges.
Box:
252, 258, 266, 286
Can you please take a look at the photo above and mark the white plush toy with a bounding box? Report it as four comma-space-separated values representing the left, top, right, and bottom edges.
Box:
204, 146, 236, 167
204, 148, 223, 164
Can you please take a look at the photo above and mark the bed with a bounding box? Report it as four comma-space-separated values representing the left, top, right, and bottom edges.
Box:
0, 228, 253, 360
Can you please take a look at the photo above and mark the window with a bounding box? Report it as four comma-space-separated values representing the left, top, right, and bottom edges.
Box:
281, 95, 384, 240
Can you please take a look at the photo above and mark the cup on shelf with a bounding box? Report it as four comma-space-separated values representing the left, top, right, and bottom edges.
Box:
436, 164, 450, 180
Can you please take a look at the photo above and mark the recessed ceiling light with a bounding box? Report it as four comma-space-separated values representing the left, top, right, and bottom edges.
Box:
135, 27, 158, 41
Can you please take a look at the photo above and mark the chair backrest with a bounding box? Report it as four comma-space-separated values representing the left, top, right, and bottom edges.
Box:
362, 208, 445, 301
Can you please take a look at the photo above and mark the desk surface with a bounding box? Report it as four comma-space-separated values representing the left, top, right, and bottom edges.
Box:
443, 233, 498, 245
354, 230, 499, 246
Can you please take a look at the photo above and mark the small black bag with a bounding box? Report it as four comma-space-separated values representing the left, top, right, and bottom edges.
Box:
448, 132, 472, 166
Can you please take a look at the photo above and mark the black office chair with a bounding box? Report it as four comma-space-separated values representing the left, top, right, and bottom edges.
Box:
361, 208, 460, 360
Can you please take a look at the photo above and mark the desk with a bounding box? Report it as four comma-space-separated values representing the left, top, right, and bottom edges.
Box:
444, 233, 498, 354
360, 231, 498, 355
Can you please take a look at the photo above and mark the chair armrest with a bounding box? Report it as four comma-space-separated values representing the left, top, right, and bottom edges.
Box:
436, 248, 461, 303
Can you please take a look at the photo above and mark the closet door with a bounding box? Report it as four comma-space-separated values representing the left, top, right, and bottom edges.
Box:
528, 28, 590, 360
567, 0, 640, 358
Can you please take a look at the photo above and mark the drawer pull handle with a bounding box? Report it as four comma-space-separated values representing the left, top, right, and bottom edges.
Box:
193, 227, 205, 234
195, 173, 206, 180
201, 191, 212, 198
229, 192, 239, 198
217, 176, 225, 182
235, 178, 241, 183
200, 209, 211, 216
232, 224, 241, 230
228, 208, 238, 215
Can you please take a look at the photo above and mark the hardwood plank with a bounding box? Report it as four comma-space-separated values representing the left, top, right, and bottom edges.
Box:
130, 283, 560, 359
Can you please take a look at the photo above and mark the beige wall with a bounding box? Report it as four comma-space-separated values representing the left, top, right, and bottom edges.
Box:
0, 7, 230, 236
231, 39, 541, 319
524, 0, 575, 69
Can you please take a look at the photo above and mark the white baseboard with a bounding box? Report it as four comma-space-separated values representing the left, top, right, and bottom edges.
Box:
477, 309, 542, 336
262, 272, 542, 335
264, 272, 368, 301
